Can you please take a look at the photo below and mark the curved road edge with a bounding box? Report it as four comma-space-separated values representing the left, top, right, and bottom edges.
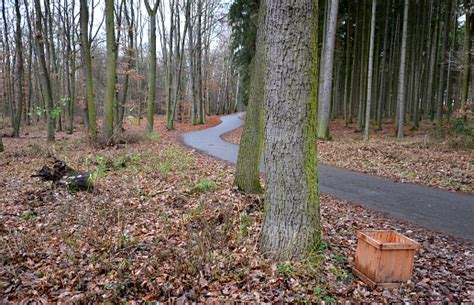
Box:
182, 112, 474, 241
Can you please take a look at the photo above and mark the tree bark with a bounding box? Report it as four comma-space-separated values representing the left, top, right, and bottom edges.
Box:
80, 0, 97, 140
33, 0, 55, 141
460, 0, 471, 118
144, 0, 160, 133
13, 0, 24, 138
317, 0, 339, 140
364, 0, 376, 142
103, 0, 117, 143
397, 0, 409, 139
234, 0, 264, 194
259, 0, 320, 261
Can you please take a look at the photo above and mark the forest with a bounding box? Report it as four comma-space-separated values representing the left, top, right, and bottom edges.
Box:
0, 0, 473, 302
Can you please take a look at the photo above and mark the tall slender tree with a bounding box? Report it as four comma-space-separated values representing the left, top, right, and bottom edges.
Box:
80, 0, 97, 140
103, 0, 117, 143
364, 0, 376, 142
460, 0, 472, 118
397, 0, 409, 139
259, 0, 320, 261
234, 0, 264, 194
317, 0, 339, 140
33, 0, 55, 141
144, 0, 160, 133
12, 0, 24, 138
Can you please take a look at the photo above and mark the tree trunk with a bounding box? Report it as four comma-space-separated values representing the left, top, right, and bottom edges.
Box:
259, 0, 320, 261
103, 0, 117, 143
460, 0, 471, 119
13, 0, 24, 138
435, 1, 452, 124
317, 0, 339, 140
144, 0, 160, 133
234, 0, 265, 194
397, 0, 409, 139
33, 0, 55, 141
80, 0, 97, 140
197, 0, 204, 124
364, 0, 376, 142
376, 0, 391, 131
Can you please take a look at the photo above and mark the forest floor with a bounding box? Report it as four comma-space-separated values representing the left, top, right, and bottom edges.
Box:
0, 117, 473, 303
222, 118, 473, 193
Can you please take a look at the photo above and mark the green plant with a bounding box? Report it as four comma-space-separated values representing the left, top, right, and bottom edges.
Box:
21, 210, 36, 221
330, 266, 348, 280
88, 156, 107, 185
159, 161, 171, 178
195, 178, 217, 193
147, 132, 161, 142
277, 262, 293, 277
238, 210, 249, 239
294, 296, 311, 303
322, 296, 337, 302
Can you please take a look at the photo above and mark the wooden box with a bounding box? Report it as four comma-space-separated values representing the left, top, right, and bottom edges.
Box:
352, 230, 421, 288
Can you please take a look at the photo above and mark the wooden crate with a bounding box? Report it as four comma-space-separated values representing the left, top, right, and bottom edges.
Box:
352, 230, 421, 288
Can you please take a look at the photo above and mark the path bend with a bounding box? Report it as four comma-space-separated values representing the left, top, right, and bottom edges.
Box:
182, 112, 474, 241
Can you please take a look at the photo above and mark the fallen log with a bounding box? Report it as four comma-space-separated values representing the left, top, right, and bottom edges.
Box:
32, 159, 92, 191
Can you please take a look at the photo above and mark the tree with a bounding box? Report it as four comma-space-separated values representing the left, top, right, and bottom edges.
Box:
435, 1, 452, 124
144, 0, 160, 133
33, 0, 55, 141
103, 0, 117, 143
234, 0, 264, 194
228, 0, 259, 109
460, 0, 472, 118
317, 0, 339, 140
364, 0, 376, 142
0, 136, 3, 152
196, 0, 204, 124
259, 0, 320, 261
80, 0, 97, 140
12, 0, 24, 138
396, 0, 409, 139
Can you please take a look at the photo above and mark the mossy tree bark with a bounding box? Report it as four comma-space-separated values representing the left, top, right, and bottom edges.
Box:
259, 0, 321, 261
79, 0, 97, 140
103, 0, 117, 144
144, 0, 160, 134
234, 0, 265, 194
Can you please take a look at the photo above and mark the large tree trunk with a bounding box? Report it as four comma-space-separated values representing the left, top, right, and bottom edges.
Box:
460, 0, 471, 118
103, 0, 117, 143
187, 1, 197, 125
197, 0, 205, 124
13, 0, 24, 138
144, 0, 160, 133
376, 0, 391, 131
397, 0, 409, 139
435, 1, 452, 124
80, 0, 97, 140
234, 0, 264, 194
317, 0, 339, 140
259, 0, 320, 261
33, 0, 55, 141
364, 0, 376, 142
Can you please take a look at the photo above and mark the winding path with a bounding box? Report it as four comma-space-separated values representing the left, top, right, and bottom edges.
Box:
182, 112, 474, 241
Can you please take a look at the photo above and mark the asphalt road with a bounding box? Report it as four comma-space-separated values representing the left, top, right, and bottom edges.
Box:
182, 112, 474, 241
